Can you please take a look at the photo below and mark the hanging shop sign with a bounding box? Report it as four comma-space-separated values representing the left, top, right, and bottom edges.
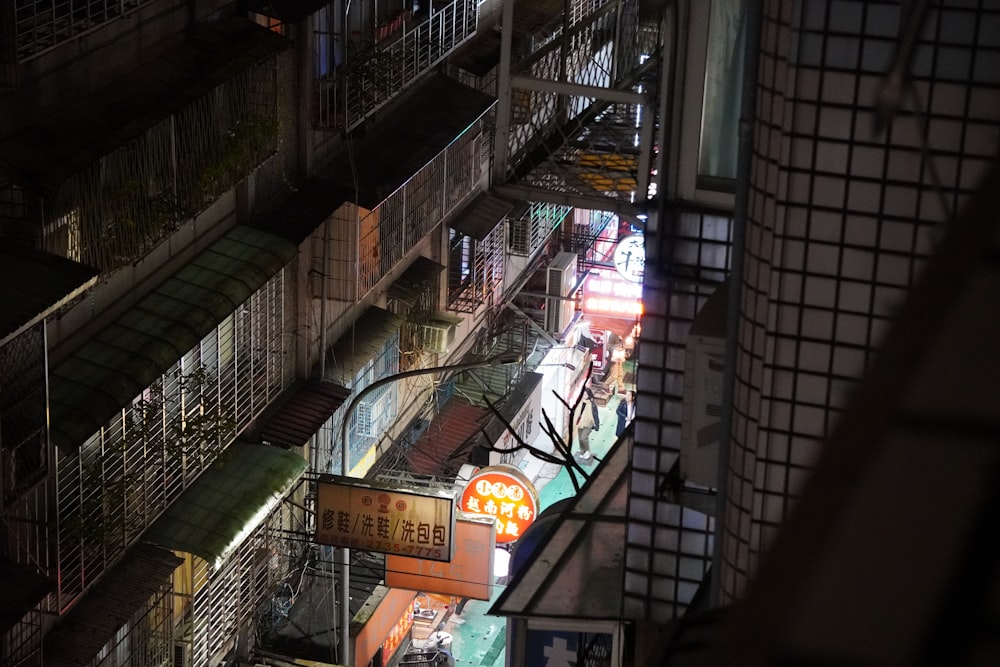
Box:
386, 513, 497, 600
612, 234, 645, 282
379, 601, 414, 666
582, 268, 644, 318
352, 586, 416, 667
315, 476, 456, 561
458, 465, 539, 544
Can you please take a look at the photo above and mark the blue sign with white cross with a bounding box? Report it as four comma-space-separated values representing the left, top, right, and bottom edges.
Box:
523, 629, 613, 667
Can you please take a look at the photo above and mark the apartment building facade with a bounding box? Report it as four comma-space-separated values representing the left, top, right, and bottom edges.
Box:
0, 1, 623, 666
0, 0, 656, 662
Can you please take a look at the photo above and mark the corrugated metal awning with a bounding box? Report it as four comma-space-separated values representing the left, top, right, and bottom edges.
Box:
43, 544, 182, 667
325, 307, 403, 387
387, 255, 445, 307
0, 557, 54, 635
144, 443, 307, 568
325, 73, 496, 209
409, 396, 491, 476
48, 226, 297, 453
0, 247, 98, 347
448, 192, 514, 241
0, 18, 291, 192
489, 436, 631, 619
258, 380, 351, 448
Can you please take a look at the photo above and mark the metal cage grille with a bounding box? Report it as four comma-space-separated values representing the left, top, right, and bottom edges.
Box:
12, 0, 154, 62
330, 119, 485, 302
53, 273, 288, 613
315, 0, 479, 131
1, 324, 48, 508
45, 58, 279, 274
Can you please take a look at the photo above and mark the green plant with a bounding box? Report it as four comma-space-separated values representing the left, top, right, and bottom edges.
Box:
63, 365, 236, 545
196, 117, 280, 201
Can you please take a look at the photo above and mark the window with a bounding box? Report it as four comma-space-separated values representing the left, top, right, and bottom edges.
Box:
346, 334, 400, 470
697, 0, 746, 189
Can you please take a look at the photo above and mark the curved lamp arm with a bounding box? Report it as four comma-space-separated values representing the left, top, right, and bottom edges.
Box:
335, 349, 520, 665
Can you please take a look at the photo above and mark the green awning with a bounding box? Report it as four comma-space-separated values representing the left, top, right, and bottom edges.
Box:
48, 226, 297, 452
144, 443, 307, 568
325, 306, 403, 387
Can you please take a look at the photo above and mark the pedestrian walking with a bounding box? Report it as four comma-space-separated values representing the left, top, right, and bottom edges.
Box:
575, 388, 600, 460
606, 344, 626, 394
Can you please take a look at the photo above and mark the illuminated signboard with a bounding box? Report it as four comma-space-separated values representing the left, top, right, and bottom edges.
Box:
352, 586, 415, 667
386, 514, 496, 600
458, 465, 539, 544
315, 476, 455, 561
582, 268, 643, 318
612, 234, 645, 282
380, 603, 413, 664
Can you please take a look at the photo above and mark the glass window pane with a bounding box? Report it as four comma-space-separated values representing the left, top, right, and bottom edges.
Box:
698, 0, 747, 186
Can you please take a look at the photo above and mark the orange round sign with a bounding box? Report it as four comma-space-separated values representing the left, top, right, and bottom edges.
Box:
459, 465, 539, 543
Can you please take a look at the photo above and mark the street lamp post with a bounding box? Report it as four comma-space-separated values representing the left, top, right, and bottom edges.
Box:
336, 351, 521, 665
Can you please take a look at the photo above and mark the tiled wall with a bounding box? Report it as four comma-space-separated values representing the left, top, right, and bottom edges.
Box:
719, 0, 1000, 602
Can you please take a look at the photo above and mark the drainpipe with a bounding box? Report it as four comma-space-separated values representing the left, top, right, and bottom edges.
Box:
710, 0, 761, 608
491, 0, 515, 185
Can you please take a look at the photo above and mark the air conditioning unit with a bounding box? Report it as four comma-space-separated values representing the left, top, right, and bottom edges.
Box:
420, 322, 454, 353
418, 314, 462, 354
545, 251, 578, 335
680, 281, 729, 488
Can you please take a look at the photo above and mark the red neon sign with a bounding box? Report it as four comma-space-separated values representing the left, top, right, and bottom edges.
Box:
459, 465, 539, 544
582, 269, 643, 317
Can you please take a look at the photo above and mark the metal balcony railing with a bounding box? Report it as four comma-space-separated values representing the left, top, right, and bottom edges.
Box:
331, 117, 485, 302
9, 0, 153, 62
316, 0, 478, 132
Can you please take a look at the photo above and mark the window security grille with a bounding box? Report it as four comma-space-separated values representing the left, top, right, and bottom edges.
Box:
356, 392, 391, 438
54, 273, 287, 612
509, 216, 530, 255
12, 0, 155, 61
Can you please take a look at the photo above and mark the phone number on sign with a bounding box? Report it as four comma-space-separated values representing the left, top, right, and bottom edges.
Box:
341, 536, 444, 560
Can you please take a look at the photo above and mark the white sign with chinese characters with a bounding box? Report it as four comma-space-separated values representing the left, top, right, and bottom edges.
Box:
612, 234, 645, 282
315, 476, 455, 562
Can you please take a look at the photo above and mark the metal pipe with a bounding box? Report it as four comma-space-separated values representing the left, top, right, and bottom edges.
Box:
338, 350, 521, 664
491, 0, 515, 185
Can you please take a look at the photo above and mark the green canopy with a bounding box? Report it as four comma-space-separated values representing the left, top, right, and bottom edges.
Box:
144, 443, 307, 568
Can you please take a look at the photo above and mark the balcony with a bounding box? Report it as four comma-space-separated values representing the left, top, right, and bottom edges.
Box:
0, 18, 290, 274
316, 0, 478, 131
323, 74, 495, 302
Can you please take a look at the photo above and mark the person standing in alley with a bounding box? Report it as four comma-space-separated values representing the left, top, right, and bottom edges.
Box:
616, 390, 635, 437
575, 387, 600, 460
606, 343, 626, 394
